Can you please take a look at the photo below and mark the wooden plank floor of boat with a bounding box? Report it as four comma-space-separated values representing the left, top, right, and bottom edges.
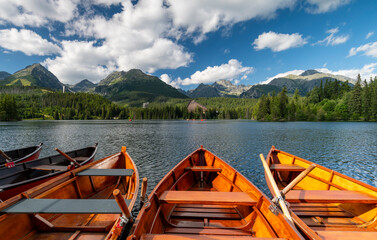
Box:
154, 183, 263, 239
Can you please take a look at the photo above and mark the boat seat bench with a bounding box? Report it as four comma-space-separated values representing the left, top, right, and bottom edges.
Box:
270, 164, 305, 172
316, 230, 377, 240
285, 190, 377, 203
185, 166, 222, 172
76, 169, 134, 176
1, 198, 131, 214
159, 191, 257, 206
141, 234, 285, 240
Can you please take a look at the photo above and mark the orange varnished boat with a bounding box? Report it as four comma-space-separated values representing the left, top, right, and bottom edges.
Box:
127, 146, 304, 240
264, 146, 377, 240
0, 146, 139, 240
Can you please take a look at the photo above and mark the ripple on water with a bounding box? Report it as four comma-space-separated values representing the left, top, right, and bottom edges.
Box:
0, 120, 376, 204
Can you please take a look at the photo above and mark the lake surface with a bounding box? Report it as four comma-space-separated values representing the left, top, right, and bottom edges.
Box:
1, 120, 376, 199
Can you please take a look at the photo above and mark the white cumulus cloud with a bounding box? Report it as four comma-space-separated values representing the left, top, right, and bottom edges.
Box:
366, 31, 374, 39
166, 0, 296, 43
253, 31, 307, 52
349, 42, 377, 58
314, 27, 349, 46
0, 28, 61, 56
173, 59, 253, 86
0, 0, 79, 27
305, 0, 351, 14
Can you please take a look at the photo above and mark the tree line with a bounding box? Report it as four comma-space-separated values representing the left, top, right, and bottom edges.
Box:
253, 75, 377, 121
0, 75, 376, 121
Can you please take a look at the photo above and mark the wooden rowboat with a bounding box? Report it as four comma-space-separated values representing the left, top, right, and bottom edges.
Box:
0, 143, 43, 168
0, 146, 139, 240
264, 146, 377, 240
127, 146, 304, 240
0, 143, 98, 201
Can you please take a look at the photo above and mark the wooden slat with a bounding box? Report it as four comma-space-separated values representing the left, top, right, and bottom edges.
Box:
185, 166, 222, 172
174, 207, 237, 214
285, 190, 377, 203
141, 234, 284, 240
1, 199, 130, 214
171, 212, 241, 219
316, 230, 377, 240
76, 169, 134, 176
176, 204, 235, 209
291, 207, 344, 212
160, 191, 257, 206
270, 164, 305, 171
164, 227, 251, 236
294, 211, 353, 217
30, 165, 67, 171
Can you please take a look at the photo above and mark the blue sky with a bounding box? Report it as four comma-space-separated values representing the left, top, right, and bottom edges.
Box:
0, 0, 377, 90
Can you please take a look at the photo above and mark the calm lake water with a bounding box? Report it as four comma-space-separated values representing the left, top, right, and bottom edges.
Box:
1, 120, 376, 199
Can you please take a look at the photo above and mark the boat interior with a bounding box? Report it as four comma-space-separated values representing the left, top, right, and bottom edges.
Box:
130, 147, 301, 240
267, 147, 377, 239
0, 151, 138, 240
0, 146, 97, 186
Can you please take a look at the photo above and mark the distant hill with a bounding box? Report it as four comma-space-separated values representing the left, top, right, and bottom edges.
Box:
0, 64, 65, 90
72, 79, 96, 92
187, 80, 251, 98
95, 69, 188, 106
0, 71, 11, 80
241, 69, 355, 98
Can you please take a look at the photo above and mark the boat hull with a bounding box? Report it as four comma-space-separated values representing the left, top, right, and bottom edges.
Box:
0, 143, 43, 168
0, 147, 139, 240
264, 146, 377, 240
128, 146, 303, 240
0, 144, 97, 201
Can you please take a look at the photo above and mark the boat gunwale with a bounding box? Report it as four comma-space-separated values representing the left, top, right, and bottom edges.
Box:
0, 143, 43, 168
0, 144, 98, 191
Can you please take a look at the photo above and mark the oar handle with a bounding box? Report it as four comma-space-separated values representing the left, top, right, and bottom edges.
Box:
260, 154, 295, 226
113, 189, 133, 223
55, 148, 81, 167
0, 150, 12, 162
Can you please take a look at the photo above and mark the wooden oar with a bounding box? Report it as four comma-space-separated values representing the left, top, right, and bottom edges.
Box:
55, 148, 81, 167
0, 150, 12, 162
113, 189, 133, 223
272, 163, 316, 203
260, 154, 295, 226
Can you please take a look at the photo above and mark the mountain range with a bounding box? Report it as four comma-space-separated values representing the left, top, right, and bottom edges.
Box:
185, 80, 251, 98
0, 64, 64, 90
0, 64, 356, 105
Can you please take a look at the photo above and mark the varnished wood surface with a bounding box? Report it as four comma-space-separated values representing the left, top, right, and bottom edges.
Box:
0, 148, 139, 240
128, 147, 304, 240
141, 234, 286, 240
270, 164, 305, 172
159, 191, 257, 206
316, 230, 377, 240
265, 146, 377, 240
285, 190, 377, 203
